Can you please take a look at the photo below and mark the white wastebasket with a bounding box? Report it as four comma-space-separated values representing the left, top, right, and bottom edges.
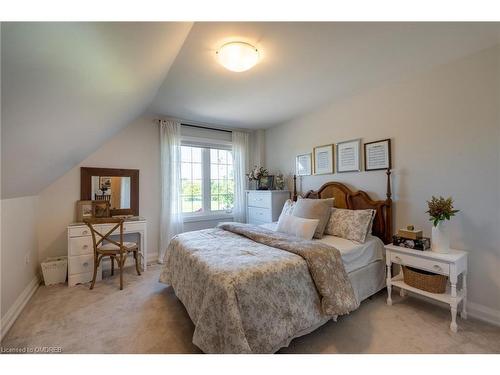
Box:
41, 256, 68, 286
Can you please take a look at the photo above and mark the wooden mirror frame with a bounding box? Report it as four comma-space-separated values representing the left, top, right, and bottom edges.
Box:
80, 167, 139, 216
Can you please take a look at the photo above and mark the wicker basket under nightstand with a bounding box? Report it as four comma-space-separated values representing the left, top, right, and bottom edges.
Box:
402, 266, 447, 294
384, 244, 468, 333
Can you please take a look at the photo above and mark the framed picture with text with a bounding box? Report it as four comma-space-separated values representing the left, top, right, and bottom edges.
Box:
296, 153, 312, 176
364, 139, 392, 171
336, 139, 361, 173
313, 144, 334, 175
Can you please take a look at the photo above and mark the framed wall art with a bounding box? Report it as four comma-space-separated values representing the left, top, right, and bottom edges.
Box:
93, 200, 110, 218
296, 153, 312, 176
364, 138, 392, 171
336, 139, 361, 173
313, 144, 334, 175
258, 175, 275, 190
76, 200, 93, 222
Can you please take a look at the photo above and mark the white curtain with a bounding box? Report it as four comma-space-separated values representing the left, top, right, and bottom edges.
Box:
232, 131, 249, 222
159, 119, 183, 263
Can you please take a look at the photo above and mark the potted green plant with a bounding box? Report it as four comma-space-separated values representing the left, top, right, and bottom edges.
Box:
426, 196, 459, 253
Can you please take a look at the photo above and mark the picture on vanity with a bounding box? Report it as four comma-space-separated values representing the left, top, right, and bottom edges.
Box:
76, 200, 94, 222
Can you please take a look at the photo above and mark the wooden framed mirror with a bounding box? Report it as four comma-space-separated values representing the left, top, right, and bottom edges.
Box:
80, 167, 139, 216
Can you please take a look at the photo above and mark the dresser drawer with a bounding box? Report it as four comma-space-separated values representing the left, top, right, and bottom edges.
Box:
68, 226, 91, 238
390, 252, 450, 275
68, 270, 101, 287
69, 236, 93, 256
68, 254, 95, 275
248, 206, 272, 224
101, 222, 144, 236
247, 193, 271, 208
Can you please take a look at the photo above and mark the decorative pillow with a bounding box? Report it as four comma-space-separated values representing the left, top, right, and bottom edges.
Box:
292, 197, 334, 239
277, 199, 296, 222
276, 214, 319, 240
325, 208, 376, 243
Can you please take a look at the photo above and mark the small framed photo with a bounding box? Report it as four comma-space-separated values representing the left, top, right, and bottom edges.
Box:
93, 200, 110, 218
313, 144, 334, 175
336, 139, 361, 173
258, 175, 274, 190
76, 200, 93, 222
364, 139, 392, 171
296, 153, 312, 176
99, 176, 112, 191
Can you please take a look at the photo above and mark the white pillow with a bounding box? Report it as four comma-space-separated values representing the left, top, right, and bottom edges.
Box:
277, 199, 296, 222
276, 214, 319, 240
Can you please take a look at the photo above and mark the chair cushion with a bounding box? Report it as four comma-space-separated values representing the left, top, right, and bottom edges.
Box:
98, 242, 138, 251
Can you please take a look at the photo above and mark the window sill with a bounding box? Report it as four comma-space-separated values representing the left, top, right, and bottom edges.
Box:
183, 213, 233, 223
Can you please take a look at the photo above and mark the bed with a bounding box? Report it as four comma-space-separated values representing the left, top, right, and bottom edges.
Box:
159, 172, 393, 353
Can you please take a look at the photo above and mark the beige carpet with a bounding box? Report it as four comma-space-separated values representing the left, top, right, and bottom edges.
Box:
2, 264, 500, 354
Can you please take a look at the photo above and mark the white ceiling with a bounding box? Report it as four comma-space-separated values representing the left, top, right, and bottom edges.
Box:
1, 22, 193, 198
149, 22, 500, 128
2, 22, 500, 198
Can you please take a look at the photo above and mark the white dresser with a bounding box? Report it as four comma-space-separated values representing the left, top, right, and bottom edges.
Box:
246, 190, 290, 225
67, 218, 147, 287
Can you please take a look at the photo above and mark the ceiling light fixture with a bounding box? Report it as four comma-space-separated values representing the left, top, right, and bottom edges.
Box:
216, 41, 259, 72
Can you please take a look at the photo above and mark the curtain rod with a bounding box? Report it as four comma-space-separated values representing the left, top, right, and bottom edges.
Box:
157, 117, 253, 134
181, 123, 232, 134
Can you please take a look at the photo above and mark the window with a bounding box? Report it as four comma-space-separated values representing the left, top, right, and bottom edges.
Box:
180, 145, 234, 216
181, 146, 203, 214
210, 149, 234, 211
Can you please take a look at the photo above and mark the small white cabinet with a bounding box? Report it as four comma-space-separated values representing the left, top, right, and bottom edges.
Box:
385, 244, 468, 332
67, 218, 147, 287
245, 190, 290, 225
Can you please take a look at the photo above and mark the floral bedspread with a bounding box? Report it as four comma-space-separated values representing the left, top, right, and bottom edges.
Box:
159, 223, 358, 353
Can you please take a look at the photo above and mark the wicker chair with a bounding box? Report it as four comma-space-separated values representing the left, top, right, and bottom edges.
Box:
84, 218, 141, 290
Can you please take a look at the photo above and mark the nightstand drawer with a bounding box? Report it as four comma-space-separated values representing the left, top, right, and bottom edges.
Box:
390, 252, 450, 275
247, 193, 271, 208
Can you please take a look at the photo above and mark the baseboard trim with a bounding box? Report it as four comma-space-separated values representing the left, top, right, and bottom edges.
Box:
467, 302, 500, 327
393, 286, 500, 327
1, 276, 41, 341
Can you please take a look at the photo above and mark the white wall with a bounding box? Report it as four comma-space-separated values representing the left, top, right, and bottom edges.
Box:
1, 196, 39, 319
38, 116, 261, 263
38, 116, 161, 263
265, 46, 500, 319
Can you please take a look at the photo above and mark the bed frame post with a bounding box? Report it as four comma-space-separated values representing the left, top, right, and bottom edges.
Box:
385, 169, 393, 244
293, 174, 298, 201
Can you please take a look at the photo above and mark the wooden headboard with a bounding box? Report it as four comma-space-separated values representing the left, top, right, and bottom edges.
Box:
293, 170, 393, 244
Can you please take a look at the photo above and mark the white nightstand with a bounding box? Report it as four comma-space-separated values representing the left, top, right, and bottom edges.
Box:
384, 244, 468, 332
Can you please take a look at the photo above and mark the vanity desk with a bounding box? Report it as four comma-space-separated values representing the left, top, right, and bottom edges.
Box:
67, 217, 147, 287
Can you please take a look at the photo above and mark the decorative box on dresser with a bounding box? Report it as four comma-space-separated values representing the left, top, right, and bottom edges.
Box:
385, 244, 468, 332
246, 190, 290, 224
67, 218, 147, 287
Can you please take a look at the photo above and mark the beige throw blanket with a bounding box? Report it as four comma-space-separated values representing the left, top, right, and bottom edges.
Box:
218, 223, 358, 316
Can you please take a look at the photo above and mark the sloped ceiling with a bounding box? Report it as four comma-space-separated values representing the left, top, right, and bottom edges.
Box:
149, 22, 500, 128
1, 22, 193, 199
2, 22, 500, 199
